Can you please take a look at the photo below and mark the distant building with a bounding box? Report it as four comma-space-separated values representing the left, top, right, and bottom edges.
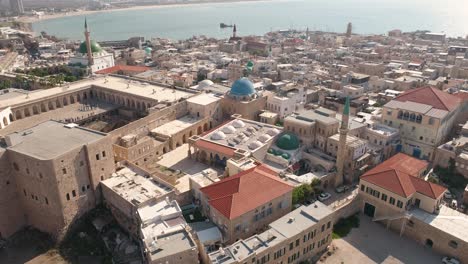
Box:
9, 0, 24, 15
70, 20, 115, 73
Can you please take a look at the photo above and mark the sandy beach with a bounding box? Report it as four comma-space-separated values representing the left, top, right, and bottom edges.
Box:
19, 0, 271, 24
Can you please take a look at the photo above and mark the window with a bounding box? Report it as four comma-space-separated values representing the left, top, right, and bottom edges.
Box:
13, 163, 19, 171
82, 186, 85, 192
26, 168, 30, 174
102, 151, 106, 157
389, 197, 396, 205
62, 168, 67, 174
381, 194, 388, 202
101, 176, 104, 181
66, 193, 70, 201
448, 240, 458, 249
96, 154, 100, 160
80, 161, 84, 167
397, 200, 403, 208
86, 185, 90, 189
408, 220, 414, 227
361, 184, 365, 191
72, 190, 76, 197
327, 221, 331, 229
39, 173, 43, 179
289, 242, 293, 250
45, 197, 49, 205
321, 224, 325, 232
23, 189, 27, 196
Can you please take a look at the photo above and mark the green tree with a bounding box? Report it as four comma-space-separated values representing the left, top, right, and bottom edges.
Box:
292, 184, 313, 205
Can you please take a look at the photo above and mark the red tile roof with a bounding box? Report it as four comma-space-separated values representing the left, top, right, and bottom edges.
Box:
195, 139, 236, 157
200, 165, 293, 220
95, 65, 150, 75
361, 153, 446, 199
395, 86, 461, 111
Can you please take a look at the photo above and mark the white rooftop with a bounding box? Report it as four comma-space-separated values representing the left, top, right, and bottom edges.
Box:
102, 166, 172, 206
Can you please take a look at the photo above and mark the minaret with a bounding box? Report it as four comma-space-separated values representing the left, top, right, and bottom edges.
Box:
84, 18, 94, 66
233, 24, 237, 39
335, 96, 350, 187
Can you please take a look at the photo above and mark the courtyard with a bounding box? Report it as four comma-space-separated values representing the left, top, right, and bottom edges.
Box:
323, 215, 442, 264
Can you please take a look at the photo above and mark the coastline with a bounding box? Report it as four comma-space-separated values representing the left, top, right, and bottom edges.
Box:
19, 0, 272, 24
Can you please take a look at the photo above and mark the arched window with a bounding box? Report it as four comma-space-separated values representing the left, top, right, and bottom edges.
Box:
416, 115, 422, 123
403, 111, 409, 120
398, 110, 403, 119
409, 113, 416, 122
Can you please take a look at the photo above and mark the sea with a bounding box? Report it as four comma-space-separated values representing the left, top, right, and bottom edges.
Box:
32, 0, 468, 41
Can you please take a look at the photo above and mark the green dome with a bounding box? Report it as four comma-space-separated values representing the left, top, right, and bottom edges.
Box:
79, 40, 102, 54
276, 133, 300, 151
281, 153, 291, 160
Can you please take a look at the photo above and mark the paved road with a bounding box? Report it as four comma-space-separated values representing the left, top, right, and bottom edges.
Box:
323, 215, 442, 264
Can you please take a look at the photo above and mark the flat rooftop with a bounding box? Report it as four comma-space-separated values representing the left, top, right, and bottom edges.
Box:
411, 205, 468, 243
186, 93, 220, 105
0, 76, 195, 109
102, 166, 171, 206
6, 120, 105, 159
147, 229, 196, 261
151, 115, 202, 136
269, 202, 333, 239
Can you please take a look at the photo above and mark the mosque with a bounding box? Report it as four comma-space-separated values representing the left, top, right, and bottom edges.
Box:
221, 77, 267, 120
70, 19, 115, 73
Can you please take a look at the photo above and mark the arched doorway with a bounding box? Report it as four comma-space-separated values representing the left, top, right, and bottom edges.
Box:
204, 123, 209, 131
48, 101, 54, 110
197, 126, 202, 135
425, 239, 433, 248
24, 108, 31, 117
9, 113, 13, 122
32, 106, 39, 115
2, 117, 7, 127
182, 134, 187, 144
15, 110, 22, 120
70, 95, 75, 104
41, 104, 47, 112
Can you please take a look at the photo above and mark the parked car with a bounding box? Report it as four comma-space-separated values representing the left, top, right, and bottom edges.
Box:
335, 185, 349, 193
318, 192, 331, 202
450, 200, 458, 209
442, 257, 460, 264
444, 191, 453, 200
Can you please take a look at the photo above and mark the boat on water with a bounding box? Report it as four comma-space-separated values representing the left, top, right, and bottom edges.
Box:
220, 23, 233, 28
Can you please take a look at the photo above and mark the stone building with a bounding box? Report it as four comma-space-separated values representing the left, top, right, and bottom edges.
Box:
208, 201, 334, 264
199, 164, 293, 244
382, 87, 462, 160
358, 153, 468, 263
1, 121, 115, 239
221, 78, 267, 121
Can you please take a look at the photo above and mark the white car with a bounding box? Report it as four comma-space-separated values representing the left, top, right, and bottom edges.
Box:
318, 192, 331, 202
442, 257, 460, 264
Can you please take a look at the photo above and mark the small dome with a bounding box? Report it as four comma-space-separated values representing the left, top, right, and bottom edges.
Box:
222, 125, 236, 134
258, 134, 272, 143
211, 131, 226, 140
230, 78, 255, 96
276, 133, 300, 151
79, 40, 102, 54
198, 80, 214, 89
267, 148, 275, 154
144, 47, 153, 53
232, 119, 246, 128
248, 141, 262, 150
267, 128, 280, 136
281, 153, 291, 160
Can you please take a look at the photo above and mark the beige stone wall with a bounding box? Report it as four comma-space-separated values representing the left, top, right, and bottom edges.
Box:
221, 96, 267, 121
404, 217, 468, 264
9, 151, 66, 237
0, 150, 25, 238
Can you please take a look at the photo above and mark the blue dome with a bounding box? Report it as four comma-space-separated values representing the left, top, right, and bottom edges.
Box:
230, 78, 255, 96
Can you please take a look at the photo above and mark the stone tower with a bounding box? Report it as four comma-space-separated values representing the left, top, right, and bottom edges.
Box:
335, 96, 350, 187
84, 18, 94, 66
233, 24, 237, 39
346, 22, 352, 38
